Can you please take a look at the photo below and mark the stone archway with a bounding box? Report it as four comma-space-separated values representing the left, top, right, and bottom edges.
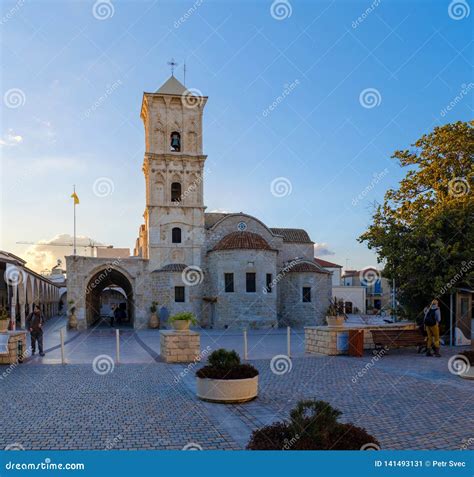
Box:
85, 267, 134, 328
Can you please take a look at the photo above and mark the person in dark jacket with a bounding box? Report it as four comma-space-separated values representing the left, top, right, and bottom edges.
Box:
424, 299, 442, 357
27, 305, 45, 356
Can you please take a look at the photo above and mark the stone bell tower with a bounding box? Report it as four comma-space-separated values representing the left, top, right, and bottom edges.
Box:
140, 75, 208, 271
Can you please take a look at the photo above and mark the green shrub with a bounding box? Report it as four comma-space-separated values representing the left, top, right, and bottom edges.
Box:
208, 349, 241, 369
196, 348, 259, 380
247, 400, 379, 450
168, 312, 197, 325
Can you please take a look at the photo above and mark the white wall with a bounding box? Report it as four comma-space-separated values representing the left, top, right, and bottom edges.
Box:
332, 286, 366, 314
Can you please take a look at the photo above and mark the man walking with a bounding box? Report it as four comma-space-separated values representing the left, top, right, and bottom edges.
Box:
27, 305, 45, 357
424, 299, 442, 357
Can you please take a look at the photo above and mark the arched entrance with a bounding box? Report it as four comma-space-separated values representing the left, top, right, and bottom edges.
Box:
85, 267, 134, 328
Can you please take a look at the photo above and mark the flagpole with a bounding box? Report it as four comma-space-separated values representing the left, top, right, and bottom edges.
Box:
73, 184, 77, 256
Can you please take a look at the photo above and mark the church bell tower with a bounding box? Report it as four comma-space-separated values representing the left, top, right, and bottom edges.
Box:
139, 74, 208, 271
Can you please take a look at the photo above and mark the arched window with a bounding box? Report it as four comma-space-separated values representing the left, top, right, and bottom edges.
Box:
170, 131, 181, 152
172, 227, 182, 244
171, 182, 182, 202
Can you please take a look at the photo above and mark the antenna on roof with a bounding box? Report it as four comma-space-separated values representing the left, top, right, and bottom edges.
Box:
183, 61, 186, 86
167, 58, 178, 76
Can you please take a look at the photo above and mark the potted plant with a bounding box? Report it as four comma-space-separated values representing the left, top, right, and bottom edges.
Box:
0, 307, 10, 333
196, 349, 259, 403
326, 297, 345, 327
68, 300, 77, 330
149, 301, 160, 329
168, 311, 197, 331
247, 399, 379, 450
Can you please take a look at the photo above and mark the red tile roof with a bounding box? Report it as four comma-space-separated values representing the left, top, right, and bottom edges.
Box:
314, 258, 342, 268
270, 228, 312, 243
286, 261, 331, 274
212, 232, 273, 252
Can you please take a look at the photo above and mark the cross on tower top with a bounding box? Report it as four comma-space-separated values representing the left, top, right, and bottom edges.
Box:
167, 58, 178, 76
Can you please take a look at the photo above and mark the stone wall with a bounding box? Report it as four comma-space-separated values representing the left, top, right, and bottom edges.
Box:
206, 249, 278, 329
279, 272, 331, 327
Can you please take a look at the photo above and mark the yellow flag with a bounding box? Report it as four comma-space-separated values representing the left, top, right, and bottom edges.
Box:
71, 192, 79, 205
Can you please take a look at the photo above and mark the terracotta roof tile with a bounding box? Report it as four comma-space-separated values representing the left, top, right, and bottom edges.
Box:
270, 228, 312, 243
314, 258, 342, 268
285, 260, 331, 274
212, 232, 272, 252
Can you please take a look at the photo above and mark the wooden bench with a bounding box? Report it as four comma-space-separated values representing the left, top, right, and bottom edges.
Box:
370, 329, 425, 354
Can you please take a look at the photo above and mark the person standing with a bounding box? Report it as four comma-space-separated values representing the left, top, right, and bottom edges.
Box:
424, 299, 441, 357
27, 305, 45, 357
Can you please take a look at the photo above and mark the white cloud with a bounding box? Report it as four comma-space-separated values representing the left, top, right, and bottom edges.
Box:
22, 234, 104, 273
0, 129, 23, 147
314, 242, 335, 257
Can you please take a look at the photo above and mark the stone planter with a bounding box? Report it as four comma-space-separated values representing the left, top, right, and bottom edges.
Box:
172, 319, 190, 331
68, 313, 78, 330
196, 376, 258, 403
326, 316, 345, 327
149, 313, 159, 329
0, 320, 9, 333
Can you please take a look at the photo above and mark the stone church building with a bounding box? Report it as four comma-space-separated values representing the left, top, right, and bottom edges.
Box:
66, 76, 331, 330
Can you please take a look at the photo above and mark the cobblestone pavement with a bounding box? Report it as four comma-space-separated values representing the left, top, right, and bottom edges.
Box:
1, 347, 472, 450
24, 315, 305, 364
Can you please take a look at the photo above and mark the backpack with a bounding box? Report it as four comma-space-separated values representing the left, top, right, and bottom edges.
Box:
424, 308, 437, 327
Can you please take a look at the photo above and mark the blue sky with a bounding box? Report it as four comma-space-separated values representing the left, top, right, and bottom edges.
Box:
1, 0, 472, 272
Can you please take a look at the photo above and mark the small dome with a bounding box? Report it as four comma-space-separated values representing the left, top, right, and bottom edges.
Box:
153, 263, 188, 272
212, 232, 272, 252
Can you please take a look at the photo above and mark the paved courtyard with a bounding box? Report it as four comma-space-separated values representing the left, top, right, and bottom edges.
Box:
1, 321, 472, 450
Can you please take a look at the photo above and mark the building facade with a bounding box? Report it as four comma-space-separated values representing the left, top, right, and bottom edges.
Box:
1, 251, 61, 329
66, 76, 331, 330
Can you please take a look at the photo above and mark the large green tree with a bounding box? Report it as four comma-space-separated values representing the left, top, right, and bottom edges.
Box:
359, 121, 474, 319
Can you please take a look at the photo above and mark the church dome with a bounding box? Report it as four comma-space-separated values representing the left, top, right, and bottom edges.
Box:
212, 231, 272, 252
